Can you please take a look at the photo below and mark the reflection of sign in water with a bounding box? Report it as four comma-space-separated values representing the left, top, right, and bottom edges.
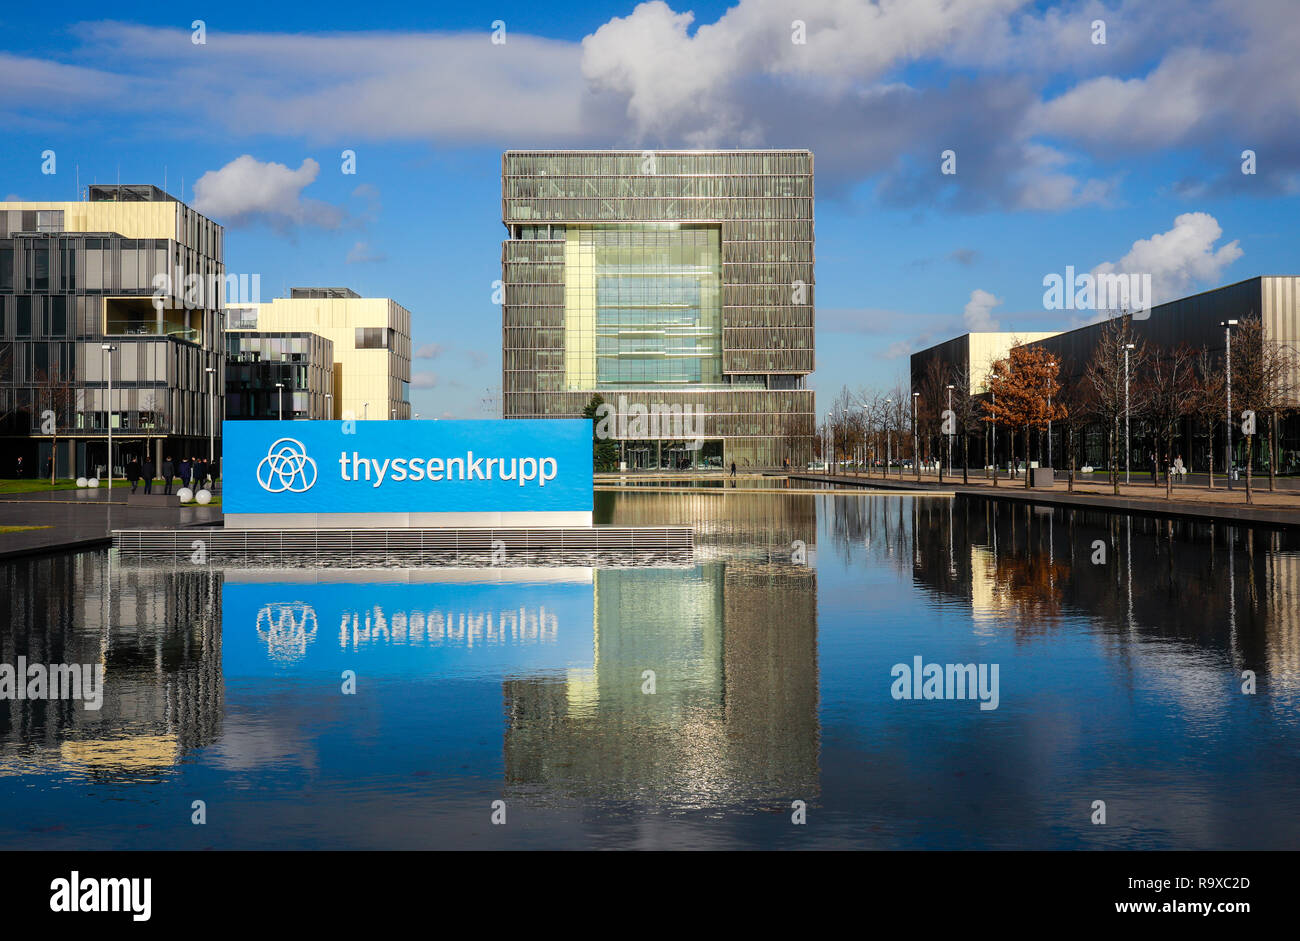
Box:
224, 581, 594, 678
340, 606, 558, 650
256, 602, 319, 662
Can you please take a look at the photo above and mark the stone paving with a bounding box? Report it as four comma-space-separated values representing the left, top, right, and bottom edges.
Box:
0, 486, 222, 559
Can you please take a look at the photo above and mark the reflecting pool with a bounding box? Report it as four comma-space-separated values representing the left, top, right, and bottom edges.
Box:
2, 492, 1299, 849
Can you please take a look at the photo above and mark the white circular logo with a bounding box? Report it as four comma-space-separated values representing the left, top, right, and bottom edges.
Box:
256, 437, 318, 493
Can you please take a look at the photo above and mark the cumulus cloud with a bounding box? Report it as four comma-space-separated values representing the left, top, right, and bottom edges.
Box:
964, 289, 1003, 331
192, 155, 343, 229
3, 1, 1297, 205
410, 371, 439, 389
413, 343, 444, 360
1092, 212, 1243, 304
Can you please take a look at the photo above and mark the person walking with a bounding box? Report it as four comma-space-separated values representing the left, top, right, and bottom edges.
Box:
142, 457, 156, 495
196, 458, 209, 489
162, 456, 175, 495
730, 461, 737, 478
15, 456, 24, 478
126, 457, 141, 493
178, 457, 192, 489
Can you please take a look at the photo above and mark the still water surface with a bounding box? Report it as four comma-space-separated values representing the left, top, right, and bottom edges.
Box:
2, 492, 1299, 849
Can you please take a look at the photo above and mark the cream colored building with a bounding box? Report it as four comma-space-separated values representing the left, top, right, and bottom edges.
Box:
226, 288, 412, 420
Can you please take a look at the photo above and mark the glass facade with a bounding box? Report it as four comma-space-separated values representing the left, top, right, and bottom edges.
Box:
225, 331, 334, 420
0, 190, 226, 478
502, 151, 815, 468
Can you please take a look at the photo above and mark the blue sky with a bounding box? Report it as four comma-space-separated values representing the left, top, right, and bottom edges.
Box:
2, 0, 1296, 417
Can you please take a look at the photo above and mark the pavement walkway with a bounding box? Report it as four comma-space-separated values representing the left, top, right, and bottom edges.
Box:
0, 486, 223, 559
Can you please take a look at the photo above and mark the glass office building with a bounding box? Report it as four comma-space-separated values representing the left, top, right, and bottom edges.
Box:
502, 151, 816, 469
0, 185, 225, 478
224, 330, 334, 420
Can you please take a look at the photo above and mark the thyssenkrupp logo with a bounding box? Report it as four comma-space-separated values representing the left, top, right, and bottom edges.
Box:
256, 437, 318, 493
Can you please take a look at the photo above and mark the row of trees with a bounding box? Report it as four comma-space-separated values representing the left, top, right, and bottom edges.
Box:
820, 313, 1298, 504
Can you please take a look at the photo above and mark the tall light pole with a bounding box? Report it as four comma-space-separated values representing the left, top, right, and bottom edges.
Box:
1124, 343, 1134, 484
1222, 320, 1238, 489
363, 401, 369, 421
826, 410, 834, 475
275, 382, 284, 421
324, 392, 333, 421
946, 383, 954, 478
912, 391, 920, 481
988, 375, 998, 486
884, 398, 892, 477
205, 366, 216, 465
1046, 361, 1055, 469
391, 408, 396, 420
101, 344, 116, 491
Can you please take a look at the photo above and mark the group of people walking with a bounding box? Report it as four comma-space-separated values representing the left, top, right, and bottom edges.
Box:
125, 455, 214, 495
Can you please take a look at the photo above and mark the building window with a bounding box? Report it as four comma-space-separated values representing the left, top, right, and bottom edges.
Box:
355, 327, 389, 349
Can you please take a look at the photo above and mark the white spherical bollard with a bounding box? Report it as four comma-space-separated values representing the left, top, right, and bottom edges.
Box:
76, 477, 88, 488
177, 487, 194, 503
195, 489, 212, 505
88, 477, 100, 488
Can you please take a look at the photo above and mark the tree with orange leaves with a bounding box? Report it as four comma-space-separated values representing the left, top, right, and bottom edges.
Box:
983, 344, 1067, 489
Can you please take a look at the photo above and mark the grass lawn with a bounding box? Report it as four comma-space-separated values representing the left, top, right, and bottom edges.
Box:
0, 478, 131, 494
0, 524, 53, 534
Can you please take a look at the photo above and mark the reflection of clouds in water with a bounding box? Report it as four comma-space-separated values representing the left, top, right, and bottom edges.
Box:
255, 602, 318, 663
207, 714, 320, 773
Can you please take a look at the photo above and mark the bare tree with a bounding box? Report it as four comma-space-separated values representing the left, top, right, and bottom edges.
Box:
949, 363, 979, 485
1231, 317, 1298, 503
1052, 358, 1090, 493
1143, 344, 1197, 499
32, 365, 80, 485
1085, 314, 1147, 494
1190, 346, 1224, 490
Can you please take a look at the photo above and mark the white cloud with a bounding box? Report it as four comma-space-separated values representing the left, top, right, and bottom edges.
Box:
192, 155, 342, 229
413, 343, 444, 360
345, 241, 386, 264
411, 371, 439, 389
1092, 212, 1243, 304
964, 289, 1003, 331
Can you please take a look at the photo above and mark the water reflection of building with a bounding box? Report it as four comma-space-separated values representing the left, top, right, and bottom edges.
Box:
0, 551, 223, 776
906, 497, 1300, 691
503, 560, 819, 806
597, 489, 818, 563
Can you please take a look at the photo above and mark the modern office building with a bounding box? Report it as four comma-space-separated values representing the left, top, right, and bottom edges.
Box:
501, 150, 816, 468
226, 288, 411, 420
224, 330, 335, 420
0, 185, 225, 477
910, 276, 1300, 470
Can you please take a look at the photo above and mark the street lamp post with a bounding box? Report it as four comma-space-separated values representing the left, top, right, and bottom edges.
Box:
1046, 361, 1055, 469
826, 411, 834, 475
275, 382, 284, 421
205, 366, 216, 465
1222, 320, 1238, 489
324, 392, 333, 421
912, 391, 920, 482
989, 376, 998, 486
884, 399, 892, 478
946, 383, 954, 479
101, 344, 116, 492
1124, 343, 1134, 484
363, 402, 369, 421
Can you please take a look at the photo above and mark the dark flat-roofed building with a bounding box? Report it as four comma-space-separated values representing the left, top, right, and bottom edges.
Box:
911, 276, 1300, 472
